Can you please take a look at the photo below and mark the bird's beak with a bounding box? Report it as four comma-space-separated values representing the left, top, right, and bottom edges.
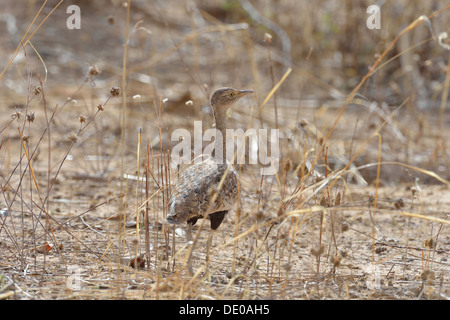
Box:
238, 89, 254, 97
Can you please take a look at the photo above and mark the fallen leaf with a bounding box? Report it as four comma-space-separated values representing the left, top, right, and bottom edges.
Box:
34, 242, 53, 254
129, 256, 145, 269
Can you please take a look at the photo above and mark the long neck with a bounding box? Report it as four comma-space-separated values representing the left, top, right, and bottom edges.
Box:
213, 107, 227, 162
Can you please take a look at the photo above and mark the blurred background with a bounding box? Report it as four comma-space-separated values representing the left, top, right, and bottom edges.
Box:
1, 0, 449, 183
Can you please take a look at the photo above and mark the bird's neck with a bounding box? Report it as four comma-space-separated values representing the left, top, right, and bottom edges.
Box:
213, 107, 227, 163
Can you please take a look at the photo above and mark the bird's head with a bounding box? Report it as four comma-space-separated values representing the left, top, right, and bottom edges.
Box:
210, 87, 253, 110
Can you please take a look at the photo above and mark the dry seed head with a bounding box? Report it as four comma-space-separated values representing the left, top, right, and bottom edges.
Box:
341, 221, 350, 232
254, 209, 264, 222
97, 104, 104, 111
318, 137, 324, 146
110, 87, 120, 97
68, 133, 78, 143
298, 119, 308, 128
394, 198, 405, 210
331, 255, 341, 267
310, 244, 325, 258
438, 32, 450, 50
79, 115, 86, 123
88, 65, 101, 77
296, 164, 308, 179
283, 158, 292, 172
27, 112, 36, 122
34, 86, 42, 96
277, 206, 285, 217
264, 33, 272, 43
425, 238, 436, 249
335, 192, 341, 206
331, 250, 347, 267
282, 263, 292, 272
22, 135, 29, 142
12, 109, 22, 120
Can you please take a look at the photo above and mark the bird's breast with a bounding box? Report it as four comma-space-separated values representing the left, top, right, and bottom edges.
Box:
167, 160, 238, 222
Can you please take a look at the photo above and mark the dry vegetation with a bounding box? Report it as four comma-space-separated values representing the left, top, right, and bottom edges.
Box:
0, 0, 449, 300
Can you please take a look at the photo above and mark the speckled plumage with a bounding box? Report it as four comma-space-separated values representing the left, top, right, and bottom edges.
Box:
167, 157, 238, 227
166, 88, 253, 233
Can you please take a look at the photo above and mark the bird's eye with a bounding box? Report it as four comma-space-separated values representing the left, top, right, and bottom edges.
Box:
229, 92, 234, 97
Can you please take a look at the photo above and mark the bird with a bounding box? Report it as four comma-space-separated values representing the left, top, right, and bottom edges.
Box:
166, 87, 253, 271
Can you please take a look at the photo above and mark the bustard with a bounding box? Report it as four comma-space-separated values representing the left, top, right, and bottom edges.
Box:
166, 87, 253, 270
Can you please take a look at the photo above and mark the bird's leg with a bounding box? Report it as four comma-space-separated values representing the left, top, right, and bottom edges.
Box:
206, 229, 215, 264
205, 211, 227, 270
185, 222, 195, 275
203, 228, 216, 279
186, 222, 193, 243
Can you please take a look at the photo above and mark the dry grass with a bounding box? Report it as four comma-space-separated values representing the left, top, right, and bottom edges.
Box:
0, 0, 449, 300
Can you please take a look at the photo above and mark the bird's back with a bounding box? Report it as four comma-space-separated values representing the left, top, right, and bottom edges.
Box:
167, 158, 238, 225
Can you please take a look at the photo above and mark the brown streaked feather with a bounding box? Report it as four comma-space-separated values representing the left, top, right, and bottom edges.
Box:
166, 158, 238, 227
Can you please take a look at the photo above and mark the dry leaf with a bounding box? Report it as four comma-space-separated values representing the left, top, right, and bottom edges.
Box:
34, 242, 53, 254
129, 256, 145, 269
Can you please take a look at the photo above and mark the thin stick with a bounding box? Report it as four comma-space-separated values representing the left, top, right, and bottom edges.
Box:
145, 141, 151, 268
0, 0, 64, 80
265, 35, 278, 130
135, 129, 142, 266
438, 57, 450, 140
119, 0, 131, 258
